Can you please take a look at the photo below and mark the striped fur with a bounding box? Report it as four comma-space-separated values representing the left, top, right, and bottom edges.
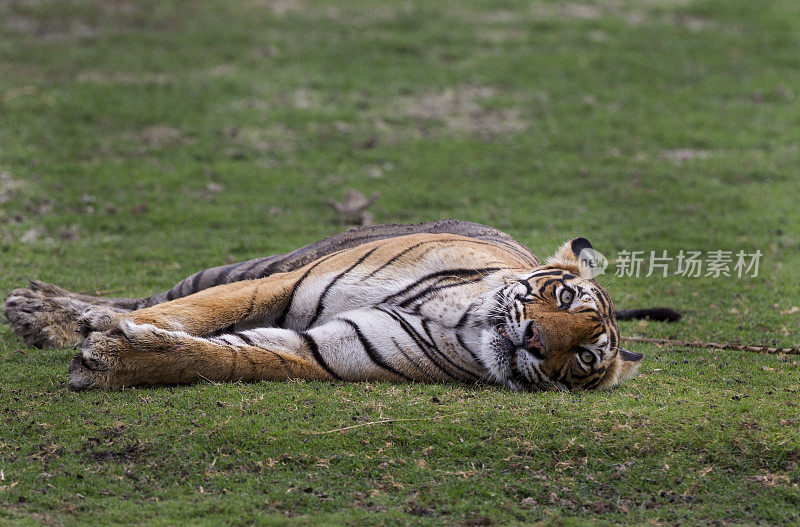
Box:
4, 221, 642, 391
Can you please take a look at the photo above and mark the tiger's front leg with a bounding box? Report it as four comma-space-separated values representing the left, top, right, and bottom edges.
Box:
69, 306, 491, 390
68, 321, 332, 390
76, 274, 299, 340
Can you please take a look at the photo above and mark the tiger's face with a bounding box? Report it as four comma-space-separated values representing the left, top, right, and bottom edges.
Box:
484, 237, 643, 391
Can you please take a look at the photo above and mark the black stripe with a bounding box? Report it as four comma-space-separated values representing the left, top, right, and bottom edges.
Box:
300, 332, 341, 380
601, 289, 615, 316
420, 319, 481, 380
557, 362, 570, 381
455, 237, 537, 267
569, 365, 595, 380
398, 275, 488, 309
529, 291, 548, 302
363, 241, 430, 280
341, 319, 411, 380
216, 260, 252, 284
390, 336, 436, 381
539, 278, 563, 291
586, 326, 604, 338
374, 306, 457, 380
225, 344, 237, 380
218, 335, 238, 345
276, 252, 340, 328
237, 258, 270, 280
528, 269, 566, 279
381, 268, 500, 304
209, 323, 236, 337
530, 366, 544, 387
233, 331, 256, 347
584, 374, 604, 390
608, 328, 618, 354
456, 331, 486, 371
180, 274, 195, 296
595, 290, 608, 310
166, 288, 176, 301
308, 247, 379, 327
489, 238, 539, 266
455, 302, 478, 328
377, 307, 437, 354
362, 236, 500, 282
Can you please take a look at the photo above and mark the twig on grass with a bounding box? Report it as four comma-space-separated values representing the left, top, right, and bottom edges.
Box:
197, 374, 224, 386
623, 336, 800, 355
304, 411, 467, 435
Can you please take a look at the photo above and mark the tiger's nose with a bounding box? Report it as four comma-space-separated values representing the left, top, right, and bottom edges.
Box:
523, 322, 546, 359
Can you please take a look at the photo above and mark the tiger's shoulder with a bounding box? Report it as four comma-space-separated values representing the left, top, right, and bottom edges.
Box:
272, 232, 539, 330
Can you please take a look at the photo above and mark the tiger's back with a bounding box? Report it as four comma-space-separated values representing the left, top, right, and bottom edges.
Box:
148, 220, 540, 308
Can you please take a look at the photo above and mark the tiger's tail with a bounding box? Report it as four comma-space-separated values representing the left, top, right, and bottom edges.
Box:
615, 308, 682, 322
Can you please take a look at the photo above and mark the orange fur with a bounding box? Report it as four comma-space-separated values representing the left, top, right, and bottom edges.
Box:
7, 229, 642, 391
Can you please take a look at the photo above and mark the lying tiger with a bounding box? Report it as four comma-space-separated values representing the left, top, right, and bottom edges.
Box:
4, 220, 649, 392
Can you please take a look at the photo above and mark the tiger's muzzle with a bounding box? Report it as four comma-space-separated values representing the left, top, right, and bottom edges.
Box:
523, 322, 546, 360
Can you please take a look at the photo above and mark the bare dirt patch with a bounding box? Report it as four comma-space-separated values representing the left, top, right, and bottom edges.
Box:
141, 126, 183, 147
227, 125, 296, 153
5, 15, 99, 40
659, 149, 714, 163
0, 169, 28, 204
523, 1, 740, 34
392, 85, 528, 139
257, 0, 302, 17
83, 441, 145, 463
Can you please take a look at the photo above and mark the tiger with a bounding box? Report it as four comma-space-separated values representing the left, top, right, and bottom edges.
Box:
4, 220, 649, 392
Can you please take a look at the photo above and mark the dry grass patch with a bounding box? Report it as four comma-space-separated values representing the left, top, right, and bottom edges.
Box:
77, 71, 173, 85
140, 126, 184, 147
659, 149, 714, 163
226, 125, 297, 153
390, 85, 529, 139
449, 1, 739, 34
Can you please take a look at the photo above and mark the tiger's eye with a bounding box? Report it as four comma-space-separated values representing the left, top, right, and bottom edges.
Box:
580, 350, 595, 364
559, 288, 574, 306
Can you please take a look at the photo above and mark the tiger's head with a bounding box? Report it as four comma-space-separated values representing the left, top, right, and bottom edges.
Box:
483, 237, 642, 391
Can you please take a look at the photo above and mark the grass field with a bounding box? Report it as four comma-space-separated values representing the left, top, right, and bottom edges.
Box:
1, 0, 799, 524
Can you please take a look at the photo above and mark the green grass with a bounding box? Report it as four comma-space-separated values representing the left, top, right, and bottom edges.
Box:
1, 0, 799, 524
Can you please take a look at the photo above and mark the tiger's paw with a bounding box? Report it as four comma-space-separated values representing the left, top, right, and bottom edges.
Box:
4, 281, 92, 349
68, 330, 126, 391
77, 306, 122, 337
68, 320, 186, 390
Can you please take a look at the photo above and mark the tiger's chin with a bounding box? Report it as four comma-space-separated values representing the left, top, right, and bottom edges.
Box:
480, 326, 551, 392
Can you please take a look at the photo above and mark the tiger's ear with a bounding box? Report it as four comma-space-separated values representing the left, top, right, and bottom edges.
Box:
545, 237, 596, 278
616, 347, 644, 382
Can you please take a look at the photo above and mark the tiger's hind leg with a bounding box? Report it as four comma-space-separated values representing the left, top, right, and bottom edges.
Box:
68, 320, 332, 390
4, 281, 135, 349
